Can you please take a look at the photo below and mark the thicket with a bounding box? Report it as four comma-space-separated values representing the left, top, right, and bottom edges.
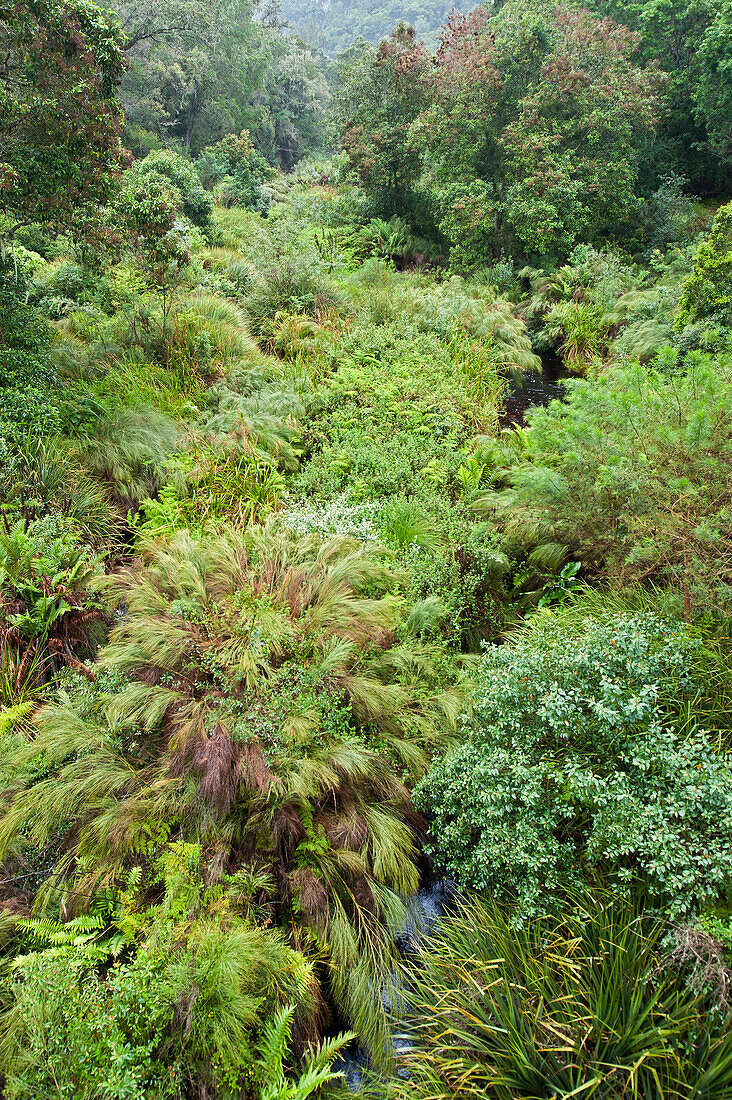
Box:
417, 604, 732, 914
1, 0, 732, 1095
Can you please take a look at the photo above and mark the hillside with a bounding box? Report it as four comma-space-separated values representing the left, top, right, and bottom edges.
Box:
280, 0, 473, 55
2, 0, 732, 1095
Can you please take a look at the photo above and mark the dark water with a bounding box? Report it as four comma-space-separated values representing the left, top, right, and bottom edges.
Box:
501, 357, 570, 426
333, 880, 456, 1091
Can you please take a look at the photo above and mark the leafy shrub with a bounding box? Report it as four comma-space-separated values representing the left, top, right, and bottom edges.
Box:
6, 243, 46, 277
0, 268, 58, 433
30, 258, 97, 306
478, 355, 732, 618
0, 516, 106, 679
124, 150, 214, 229
246, 261, 342, 342
197, 130, 275, 211
0, 843, 334, 1100
394, 892, 732, 1099
677, 200, 732, 329
645, 174, 700, 253
282, 494, 381, 542
417, 608, 732, 915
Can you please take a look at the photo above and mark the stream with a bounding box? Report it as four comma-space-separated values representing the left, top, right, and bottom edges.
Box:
333, 879, 456, 1091
336, 361, 569, 1091
501, 356, 570, 425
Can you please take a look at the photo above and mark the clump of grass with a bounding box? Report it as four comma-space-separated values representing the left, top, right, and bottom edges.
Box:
395, 891, 732, 1099
246, 262, 343, 345
74, 406, 180, 503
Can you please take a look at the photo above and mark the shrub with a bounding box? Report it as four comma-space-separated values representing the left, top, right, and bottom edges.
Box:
477, 355, 732, 618
676, 200, 732, 329
0, 843, 336, 1100
197, 130, 275, 211
124, 150, 214, 229
0, 516, 106, 680
0, 524, 460, 1064
282, 495, 381, 542
416, 608, 732, 916
30, 259, 97, 306
246, 262, 342, 342
645, 174, 700, 253
0, 269, 59, 449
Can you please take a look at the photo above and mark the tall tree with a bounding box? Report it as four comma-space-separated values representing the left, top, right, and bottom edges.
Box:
0, 0, 126, 230
114, 0, 329, 164
497, 5, 662, 256
339, 2, 662, 262
335, 23, 430, 213
588, 0, 731, 194
696, 1, 732, 169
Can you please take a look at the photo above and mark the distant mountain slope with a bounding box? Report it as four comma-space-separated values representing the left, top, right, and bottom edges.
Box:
281, 0, 475, 56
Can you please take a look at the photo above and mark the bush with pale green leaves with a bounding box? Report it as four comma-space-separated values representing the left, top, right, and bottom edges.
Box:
417, 608, 732, 916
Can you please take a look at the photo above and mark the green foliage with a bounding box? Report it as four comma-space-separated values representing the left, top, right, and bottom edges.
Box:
0, 0, 125, 228
543, 300, 608, 373
496, 5, 660, 256
3, 31, 732, 1086
696, 2, 732, 165
0, 516, 105, 677
677, 201, 732, 329
115, 176, 191, 285
0, 844, 324, 1099
0, 439, 117, 545
589, 0, 730, 195
0, 523, 459, 1064
125, 150, 214, 229
335, 26, 429, 213
246, 261, 342, 342
280, 0, 472, 56
116, 0, 329, 167
0, 269, 59, 457
346, 215, 441, 267
74, 405, 180, 502
417, 607, 732, 915
393, 892, 732, 1099
337, 1, 663, 263
478, 355, 732, 617
197, 130, 276, 212
256, 1005, 352, 1100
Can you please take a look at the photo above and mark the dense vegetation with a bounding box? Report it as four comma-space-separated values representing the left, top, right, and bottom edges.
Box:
278, 0, 473, 56
1, 0, 732, 1096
